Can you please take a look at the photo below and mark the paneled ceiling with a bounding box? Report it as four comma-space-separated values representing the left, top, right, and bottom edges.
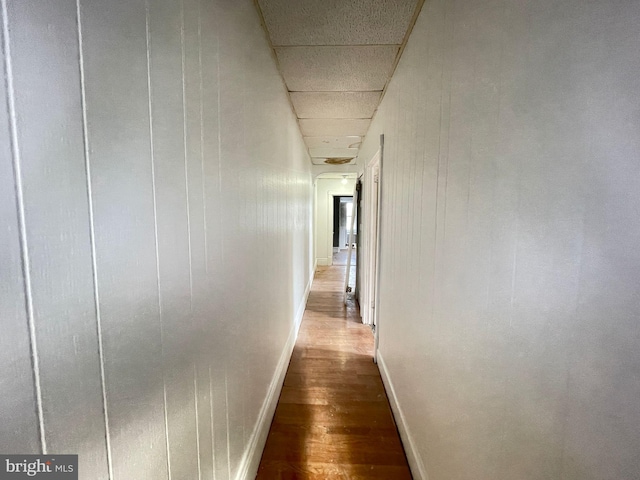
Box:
255, 0, 424, 165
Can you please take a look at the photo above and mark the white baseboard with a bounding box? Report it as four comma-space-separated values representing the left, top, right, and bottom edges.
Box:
377, 351, 429, 480
236, 269, 314, 480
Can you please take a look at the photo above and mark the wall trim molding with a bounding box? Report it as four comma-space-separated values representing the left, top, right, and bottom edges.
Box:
377, 350, 429, 480
236, 268, 314, 480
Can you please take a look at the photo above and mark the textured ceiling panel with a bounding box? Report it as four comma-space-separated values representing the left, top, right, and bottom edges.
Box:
276, 46, 399, 91
255, 0, 424, 164
257, 0, 418, 46
299, 118, 371, 137
291, 92, 381, 118
309, 147, 359, 158
304, 136, 362, 149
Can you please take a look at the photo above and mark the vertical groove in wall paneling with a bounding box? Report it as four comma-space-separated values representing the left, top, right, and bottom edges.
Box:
0, 0, 46, 453
0, 1, 313, 477
143, 0, 173, 477
75, 0, 114, 476
0, 0, 39, 456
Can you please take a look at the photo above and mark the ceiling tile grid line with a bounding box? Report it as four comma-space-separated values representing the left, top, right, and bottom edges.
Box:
256, 0, 418, 46
290, 92, 382, 119
299, 118, 372, 137
254, 0, 426, 165
275, 45, 400, 92
303, 136, 363, 148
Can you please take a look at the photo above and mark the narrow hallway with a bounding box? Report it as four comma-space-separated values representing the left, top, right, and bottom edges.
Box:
257, 266, 411, 479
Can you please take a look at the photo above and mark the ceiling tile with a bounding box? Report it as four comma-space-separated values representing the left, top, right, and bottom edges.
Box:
257, 0, 418, 46
304, 136, 362, 149
299, 118, 371, 137
309, 147, 359, 158
276, 46, 399, 91
291, 92, 381, 119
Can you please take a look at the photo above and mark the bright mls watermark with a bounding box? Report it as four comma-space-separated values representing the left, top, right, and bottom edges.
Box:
0, 456, 77, 479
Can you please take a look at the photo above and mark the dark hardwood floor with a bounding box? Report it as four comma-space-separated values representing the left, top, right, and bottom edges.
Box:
256, 266, 412, 479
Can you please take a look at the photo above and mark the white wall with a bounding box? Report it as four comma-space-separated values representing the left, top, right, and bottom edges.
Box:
0, 0, 312, 479
359, 1, 640, 479
314, 178, 355, 266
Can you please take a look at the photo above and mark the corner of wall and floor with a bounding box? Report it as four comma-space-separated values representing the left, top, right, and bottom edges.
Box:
235, 264, 315, 480
0, 0, 313, 478
360, 1, 640, 479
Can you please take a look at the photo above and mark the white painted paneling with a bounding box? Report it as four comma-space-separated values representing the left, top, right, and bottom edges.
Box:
276, 45, 399, 91
217, 3, 248, 475
5, 0, 109, 474
291, 91, 381, 119
300, 118, 371, 137
1, 0, 312, 478
258, 0, 418, 46
0, 6, 40, 453
359, 0, 640, 479
79, 0, 168, 477
182, 0, 216, 476
199, 0, 231, 477
146, 0, 199, 477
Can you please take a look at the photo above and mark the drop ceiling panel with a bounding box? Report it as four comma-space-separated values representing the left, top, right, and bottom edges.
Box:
255, 0, 425, 164
276, 46, 399, 91
257, 0, 418, 46
309, 147, 359, 158
291, 92, 381, 119
299, 118, 371, 137
304, 136, 362, 149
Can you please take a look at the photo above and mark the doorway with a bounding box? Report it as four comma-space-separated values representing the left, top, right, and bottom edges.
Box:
361, 150, 381, 329
315, 175, 356, 267
332, 196, 354, 266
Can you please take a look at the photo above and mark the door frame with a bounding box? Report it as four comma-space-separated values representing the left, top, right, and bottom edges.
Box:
326, 192, 353, 266
362, 150, 381, 328
365, 135, 384, 363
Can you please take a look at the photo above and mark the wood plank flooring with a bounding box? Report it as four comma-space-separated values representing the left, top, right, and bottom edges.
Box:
257, 266, 412, 479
